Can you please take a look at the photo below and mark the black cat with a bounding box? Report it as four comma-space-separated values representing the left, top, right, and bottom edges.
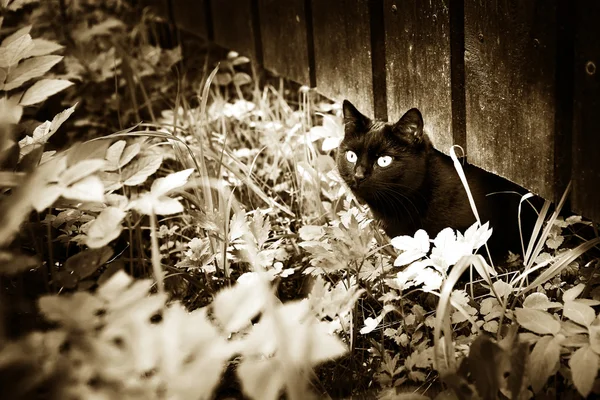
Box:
336, 100, 535, 258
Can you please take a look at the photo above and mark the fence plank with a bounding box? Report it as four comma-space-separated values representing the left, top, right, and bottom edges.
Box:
572, 1, 600, 221
171, 0, 210, 38
464, 1, 557, 200
311, 0, 375, 116
384, 0, 453, 152
211, 0, 260, 61
258, 0, 312, 86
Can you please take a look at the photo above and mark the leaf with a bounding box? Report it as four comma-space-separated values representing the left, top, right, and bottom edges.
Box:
590, 325, 600, 354
514, 308, 561, 335
19, 79, 73, 106
75, 18, 125, 43
1, 25, 31, 47
4, 55, 63, 90
563, 300, 596, 327
523, 292, 562, 310
61, 175, 104, 203
527, 335, 561, 393
18, 104, 77, 158
104, 140, 125, 169
238, 358, 284, 400
213, 277, 270, 334
233, 72, 252, 86
298, 225, 325, 241
7, 0, 39, 11
150, 196, 184, 215
150, 168, 193, 196
59, 159, 106, 186
0, 250, 38, 275
64, 247, 113, 279
86, 207, 126, 248
30, 38, 64, 57
121, 154, 163, 186
67, 140, 110, 166
563, 283, 585, 301
0, 33, 34, 68
569, 345, 599, 397
32, 183, 62, 211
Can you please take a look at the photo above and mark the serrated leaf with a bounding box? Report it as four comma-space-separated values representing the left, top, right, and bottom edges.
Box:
151, 168, 193, 196
86, 207, 126, 248
64, 247, 113, 279
18, 104, 76, 158
515, 308, 561, 335
121, 154, 162, 186
4, 55, 63, 90
0, 33, 34, 68
61, 175, 104, 203
563, 300, 596, 327
30, 38, 63, 57
19, 79, 73, 106
527, 335, 561, 393
569, 345, 599, 397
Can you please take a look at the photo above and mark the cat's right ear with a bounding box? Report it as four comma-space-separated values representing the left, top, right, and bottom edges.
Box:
343, 100, 370, 132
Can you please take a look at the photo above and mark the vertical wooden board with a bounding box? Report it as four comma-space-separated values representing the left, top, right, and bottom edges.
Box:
464, 1, 556, 199
171, 0, 209, 37
384, 0, 453, 152
572, 0, 600, 221
211, 0, 258, 60
312, 0, 374, 116
258, 0, 312, 85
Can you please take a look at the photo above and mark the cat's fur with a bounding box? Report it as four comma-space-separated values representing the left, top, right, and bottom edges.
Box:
337, 100, 534, 257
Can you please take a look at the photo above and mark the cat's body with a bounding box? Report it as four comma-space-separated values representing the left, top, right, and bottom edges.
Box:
337, 100, 534, 257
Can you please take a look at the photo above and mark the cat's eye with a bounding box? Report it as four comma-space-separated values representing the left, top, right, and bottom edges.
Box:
377, 155, 393, 168
346, 151, 357, 163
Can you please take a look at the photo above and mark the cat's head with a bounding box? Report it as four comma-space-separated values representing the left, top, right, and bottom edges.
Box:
337, 100, 432, 202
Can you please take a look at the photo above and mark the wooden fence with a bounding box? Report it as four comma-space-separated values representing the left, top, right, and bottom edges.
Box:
153, 0, 599, 222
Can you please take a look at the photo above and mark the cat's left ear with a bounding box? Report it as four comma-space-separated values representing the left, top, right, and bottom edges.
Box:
393, 108, 424, 141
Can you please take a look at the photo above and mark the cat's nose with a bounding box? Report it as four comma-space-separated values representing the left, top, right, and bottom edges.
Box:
354, 167, 366, 183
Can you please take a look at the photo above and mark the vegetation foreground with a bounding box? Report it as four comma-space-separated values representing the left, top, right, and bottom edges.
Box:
1, 1, 600, 399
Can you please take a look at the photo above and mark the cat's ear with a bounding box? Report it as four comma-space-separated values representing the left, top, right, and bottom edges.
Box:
393, 108, 424, 141
343, 100, 370, 131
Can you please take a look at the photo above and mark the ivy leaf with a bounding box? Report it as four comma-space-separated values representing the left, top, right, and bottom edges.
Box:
4, 55, 63, 90
86, 207, 127, 248
563, 300, 596, 327
569, 345, 599, 397
20, 79, 73, 106
514, 308, 561, 335
527, 335, 561, 393
121, 154, 162, 186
